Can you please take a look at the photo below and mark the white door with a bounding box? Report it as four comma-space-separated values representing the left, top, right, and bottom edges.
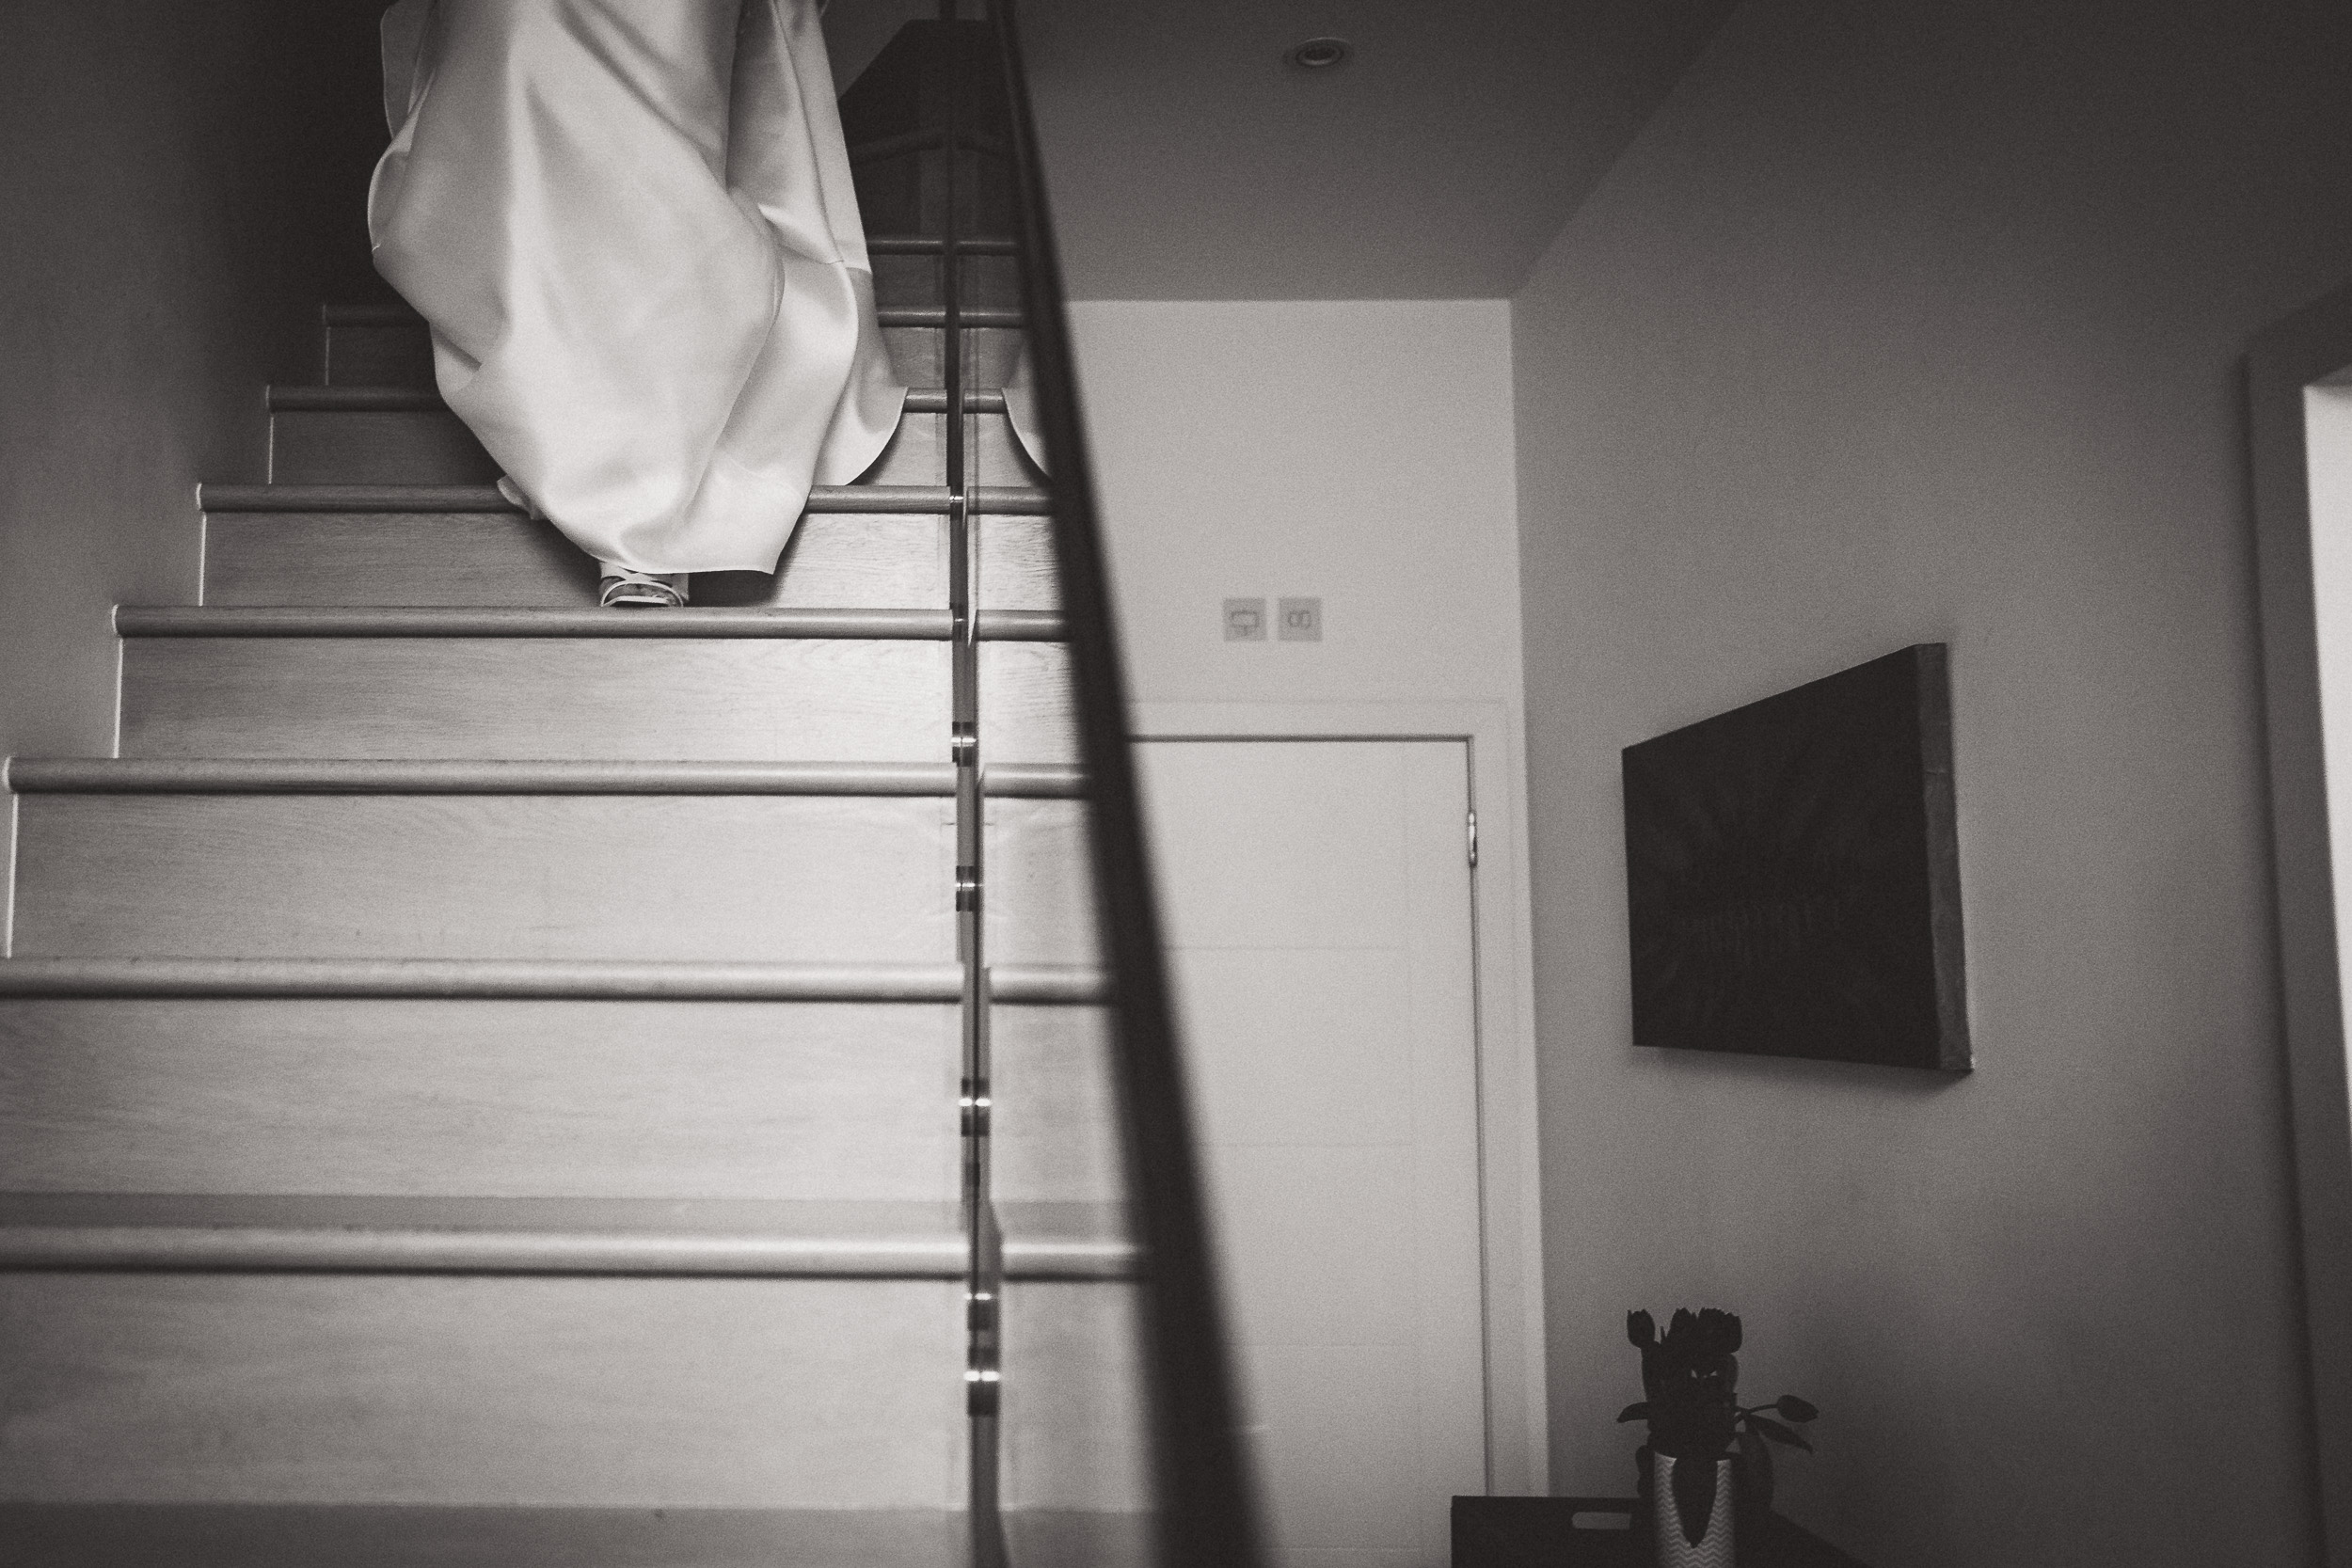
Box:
1136, 737, 1486, 1568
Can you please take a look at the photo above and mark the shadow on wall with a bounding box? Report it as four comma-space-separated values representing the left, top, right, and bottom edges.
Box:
0, 0, 391, 767
1511, 0, 2352, 1564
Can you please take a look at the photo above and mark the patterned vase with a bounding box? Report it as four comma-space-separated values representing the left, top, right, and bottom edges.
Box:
1652, 1454, 1736, 1568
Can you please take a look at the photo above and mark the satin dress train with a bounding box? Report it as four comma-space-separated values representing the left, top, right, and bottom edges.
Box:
369, 0, 904, 577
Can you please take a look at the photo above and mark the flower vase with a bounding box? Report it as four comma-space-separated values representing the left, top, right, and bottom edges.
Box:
1652, 1454, 1735, 1568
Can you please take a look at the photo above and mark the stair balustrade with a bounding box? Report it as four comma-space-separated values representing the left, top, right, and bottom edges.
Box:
0, 7, 1254, 1565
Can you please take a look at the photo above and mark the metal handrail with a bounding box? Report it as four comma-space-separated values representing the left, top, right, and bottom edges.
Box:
979, 7, 1264, 1564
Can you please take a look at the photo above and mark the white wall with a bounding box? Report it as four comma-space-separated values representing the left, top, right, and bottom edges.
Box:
1067, 301, 1549, 1492
1509, 1, 2352, 1564
1070, 301, 1521, 714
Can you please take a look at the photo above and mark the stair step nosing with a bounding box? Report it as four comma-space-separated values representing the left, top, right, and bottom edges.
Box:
270, 387, 1007, 416
4, 759, 1088, 799
199, 483, 1051, 515
866, 236, 1020, 255
317, 271, 1025, 312
0, 958, 1108, 1004
878, 307, 1022, 328
0, 1196, 1137, 1278
316, 303, 1029, 335
990, 964, 1117, 1005
0, 1228, 970, 1278
1000, 1239, 1145, 1281
113, 607, 1066, 641
903, 388, 1008, 414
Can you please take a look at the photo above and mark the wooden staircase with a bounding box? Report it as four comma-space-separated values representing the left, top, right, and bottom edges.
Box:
0, 21, 1155, 1565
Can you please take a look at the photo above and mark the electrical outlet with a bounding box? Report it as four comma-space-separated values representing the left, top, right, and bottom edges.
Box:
1224, 597, 1267, 641
1278, 596, 1323, 641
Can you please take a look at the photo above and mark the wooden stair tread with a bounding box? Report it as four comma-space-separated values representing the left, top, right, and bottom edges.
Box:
0, 1195, 1136, 1277
876, 307, 1021, 328
0, 1203, 964, 1278
195, 511, 1059, 614
3, 758, 1085, 797
199, 483, 1051, 514
110, 641, 1081, 765
0, 957, 1109, 1004
269, 386, 1007, 414
907, 387, 1011, 413
0, 1195, 969, 1275
0, 1504, 980, 1568
866, 235, 1019, 254
996, 1201, 1141, 1279
319, 284, 1027, 317
116, 606, 1064, 641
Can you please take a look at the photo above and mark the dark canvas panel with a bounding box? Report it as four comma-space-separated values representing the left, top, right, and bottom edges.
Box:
1620, 644, 1968, 1072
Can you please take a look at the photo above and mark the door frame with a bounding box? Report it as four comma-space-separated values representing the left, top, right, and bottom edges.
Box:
2249, 280, 2352, 1568
1130, 699, 1548, 1499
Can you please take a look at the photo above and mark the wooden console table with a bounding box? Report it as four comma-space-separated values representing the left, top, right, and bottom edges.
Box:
1453, 1496, 1872, 1568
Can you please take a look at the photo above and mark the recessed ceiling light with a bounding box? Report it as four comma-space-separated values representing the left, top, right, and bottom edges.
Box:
1286, 37, 1350, 71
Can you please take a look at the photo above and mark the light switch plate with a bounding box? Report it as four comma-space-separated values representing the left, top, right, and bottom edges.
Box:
1224, 597, 1267, 641
1278, 596, 1323, 641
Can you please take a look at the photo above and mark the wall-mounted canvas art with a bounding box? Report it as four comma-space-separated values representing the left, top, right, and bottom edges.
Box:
1621, 643, 1969, 1072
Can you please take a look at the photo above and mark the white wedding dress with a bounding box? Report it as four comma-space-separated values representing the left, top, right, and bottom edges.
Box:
369, 0, 905, 577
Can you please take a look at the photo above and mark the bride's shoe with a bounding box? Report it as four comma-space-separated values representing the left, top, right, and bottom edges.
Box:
597, 566, 690, 609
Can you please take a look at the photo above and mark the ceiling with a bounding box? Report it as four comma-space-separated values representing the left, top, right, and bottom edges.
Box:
826, 0, 1740, 300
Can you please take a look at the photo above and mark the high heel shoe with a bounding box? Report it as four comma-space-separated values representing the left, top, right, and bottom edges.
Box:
597, 566, 690, 609
503, 481, 690, 608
